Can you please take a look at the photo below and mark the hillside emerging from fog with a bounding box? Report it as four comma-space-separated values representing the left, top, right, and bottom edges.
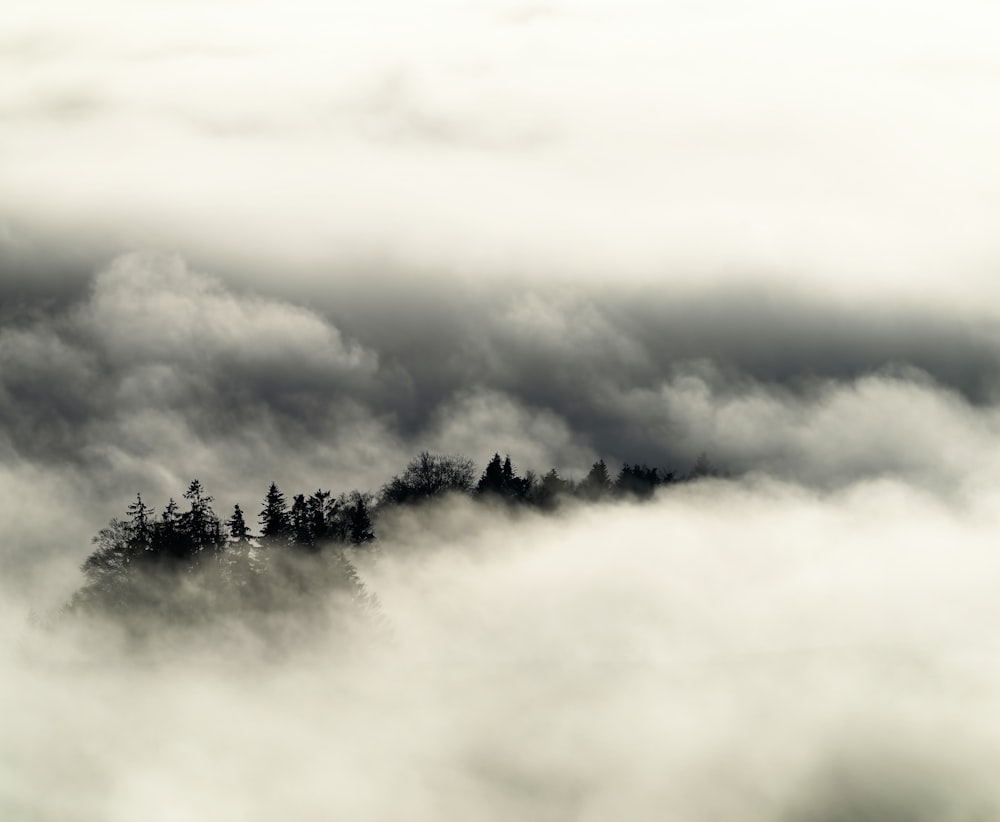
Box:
66, 450, 719, 638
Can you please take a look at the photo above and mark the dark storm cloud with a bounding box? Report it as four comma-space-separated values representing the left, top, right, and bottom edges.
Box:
311, 278, 1000, 475
3, 251, 999, 506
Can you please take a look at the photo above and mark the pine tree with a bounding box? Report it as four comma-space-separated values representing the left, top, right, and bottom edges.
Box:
125, 493, 154, 561
153, 497, 185, 564
179, 479, 222, 562
306, 489, 332, 542
290, 493, 314, 549
226, 503, 255, 587
347, 492, 375, 546
477, 453, 505, 495
259, 482, 290, 547
615, 464, 667, 499
536, 468, 569, 509
579, 459, 612, 501
227, 504, 251, 542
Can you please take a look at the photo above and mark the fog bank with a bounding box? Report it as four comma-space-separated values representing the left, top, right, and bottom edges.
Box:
5, 479, 1000, 820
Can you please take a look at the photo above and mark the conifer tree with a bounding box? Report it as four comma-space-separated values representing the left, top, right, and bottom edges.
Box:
306, 489, 332, 542
125, 493, 154, 561
259, 482, 290, 547
227, 504, 251, 542
347, 492, 375, 546
579, 459, 612, 501
153, 497, 185, 564
477, 453, 505, 495
290, 493, 314, 549
180, 479, 222, 562
226, 503, 255, 586
536, 468, 570, 509
615, 464, 668, 499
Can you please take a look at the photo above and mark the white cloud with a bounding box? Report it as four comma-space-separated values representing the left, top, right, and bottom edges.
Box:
8, 480, 1000, 820
604, 364, 1000, 490
80, 252, 377, 377
3, 0, 1000, 306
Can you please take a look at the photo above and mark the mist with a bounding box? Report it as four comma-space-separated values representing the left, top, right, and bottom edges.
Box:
5, 479, 1000, 821
5, 0, 1000, 816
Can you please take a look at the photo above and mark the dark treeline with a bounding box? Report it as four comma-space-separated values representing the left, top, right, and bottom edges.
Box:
68, 451, 721, 632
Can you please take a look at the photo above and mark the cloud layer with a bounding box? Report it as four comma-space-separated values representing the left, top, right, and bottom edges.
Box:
3, 252, 1000, 604
4, 0, 1000, 304
4, 3, 1000, 816
7, 481, 1000, 821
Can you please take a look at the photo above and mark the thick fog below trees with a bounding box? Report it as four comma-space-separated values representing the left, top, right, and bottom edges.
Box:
6, 480, 1000, 821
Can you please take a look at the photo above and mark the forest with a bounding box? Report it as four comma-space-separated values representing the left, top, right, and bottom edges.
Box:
68, 451, 719, 633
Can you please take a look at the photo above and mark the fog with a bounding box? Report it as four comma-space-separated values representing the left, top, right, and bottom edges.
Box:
5, 0, 1000, 816
5, 253, 1000, 600
5, 479, 1000, 821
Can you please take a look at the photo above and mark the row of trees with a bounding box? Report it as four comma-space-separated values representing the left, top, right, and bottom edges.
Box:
382, 450, 713, 508
70, 450, 717, 625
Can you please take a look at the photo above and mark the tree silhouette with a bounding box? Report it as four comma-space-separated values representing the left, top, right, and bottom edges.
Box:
306, 489, 333, 542
578, 459, 612, 501
347, 492, 375, 546
259, 482, 290, 546
179, 480, 222, 563
290, 493, 314, 549
81, 518, 133, 586
152, 497, 184, 565
67, 447, 713, 635
226, 503, 256, 588
381, 451, 476, 505
615, 464, 670, 499
535, 468, 570, 509
478, 453, 505, 495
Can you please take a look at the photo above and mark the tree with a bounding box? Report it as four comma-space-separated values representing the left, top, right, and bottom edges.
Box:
226, 503, 256, 587
290, 493, 314, 549
152, 497, 185, 564
179, 479, 223, 563
81, 518, 134, 586
259, 482, 290, 546
346, 492, 375, 546
227, 504, 252, 542
477, 453, 505, 495
578, 459, 612, 501
381, 452, 476, 505
477, 453, 531, 503
615, 463, 670, 499
125, 493, 154, 561
535, 468, 570, 509
306, 489, 333, 543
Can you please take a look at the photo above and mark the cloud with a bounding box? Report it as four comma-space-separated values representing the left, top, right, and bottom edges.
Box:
598, 363, 1000, 491
79, 252, 376, 382
4, 250, 1000, 603
4, 1, 1000, 815
424, 387, 595, 476
4, 0, 1000, 301
7, 480, 1000, 820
